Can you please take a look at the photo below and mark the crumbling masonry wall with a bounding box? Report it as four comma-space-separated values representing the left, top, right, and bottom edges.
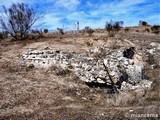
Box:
22, 46, 152, 90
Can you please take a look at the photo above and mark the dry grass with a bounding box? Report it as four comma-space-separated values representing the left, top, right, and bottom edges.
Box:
105, 89, 147, 107
144, 67, 160, 102
107, 39, 117, 49
93, 48, 109, 58
84, 40, 93, 47
104, 64, 160, 107
0, 31, 160, 120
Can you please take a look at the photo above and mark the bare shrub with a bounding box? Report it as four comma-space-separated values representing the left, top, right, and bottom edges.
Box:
57, 28, 64, 35
0, 3, 42, 40
84, 27, 94, 37
105, 20, 123, 37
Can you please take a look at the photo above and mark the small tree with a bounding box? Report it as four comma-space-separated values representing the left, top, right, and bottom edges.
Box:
114, 21, 123, 32
139, 21, 148, 26
84, 26, 90, 30
105, 22, 113, 36
44, 29, 48, 33
0, 3, 41, 40
105, 20, 123, 37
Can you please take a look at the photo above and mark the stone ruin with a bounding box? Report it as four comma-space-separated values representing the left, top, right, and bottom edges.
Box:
22, 46, 152, 92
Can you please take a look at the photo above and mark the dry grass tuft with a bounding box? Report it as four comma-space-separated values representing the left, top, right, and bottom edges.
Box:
55, 68, 72, 77
107, 39, 117, 49
144, 67, 160, 102
93, 48, 108, 58
85, 40, 93, 47
105, 90, 146, 107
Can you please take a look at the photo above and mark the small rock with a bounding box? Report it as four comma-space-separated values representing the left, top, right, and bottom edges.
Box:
82, 97, 87, 100
27, 64, 34, 69
97, 78, 105, 83
151, 64, 158, 69
98, 70, 106, 79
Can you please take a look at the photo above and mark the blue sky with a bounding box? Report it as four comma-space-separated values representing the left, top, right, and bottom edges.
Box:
0, 0, 160, 31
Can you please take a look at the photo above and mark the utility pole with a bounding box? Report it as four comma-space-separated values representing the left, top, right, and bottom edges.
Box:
77, 21, 79, 30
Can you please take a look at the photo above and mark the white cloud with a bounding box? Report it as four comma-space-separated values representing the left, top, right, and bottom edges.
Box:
55, 0, 80, 11
0, 0, 36, 8
0, 0, 159, 31
66, 11, 88, 21
44, 0, 159, 30
34, 13, 63, 31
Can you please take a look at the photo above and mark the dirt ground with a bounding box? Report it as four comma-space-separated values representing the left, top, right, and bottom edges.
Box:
0, 31, 160, 120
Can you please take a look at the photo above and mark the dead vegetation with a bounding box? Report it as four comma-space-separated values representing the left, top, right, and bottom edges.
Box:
0, 29, 160, 120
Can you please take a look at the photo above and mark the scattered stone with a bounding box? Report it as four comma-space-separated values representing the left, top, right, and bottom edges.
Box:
22, 45, 152, 91
151, 64, 158, 69
121, 80, 152, 91
150, 42, 160, 50
123, 47, 135, 59
26, 64, 34, 70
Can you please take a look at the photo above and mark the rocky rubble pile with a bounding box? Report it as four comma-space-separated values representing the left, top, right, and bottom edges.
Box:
146, 42, 160, 67
22, 46, 152, 91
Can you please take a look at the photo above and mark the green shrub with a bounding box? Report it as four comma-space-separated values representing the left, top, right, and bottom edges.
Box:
44, 29, 48, 33
139, 21, 148, 26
